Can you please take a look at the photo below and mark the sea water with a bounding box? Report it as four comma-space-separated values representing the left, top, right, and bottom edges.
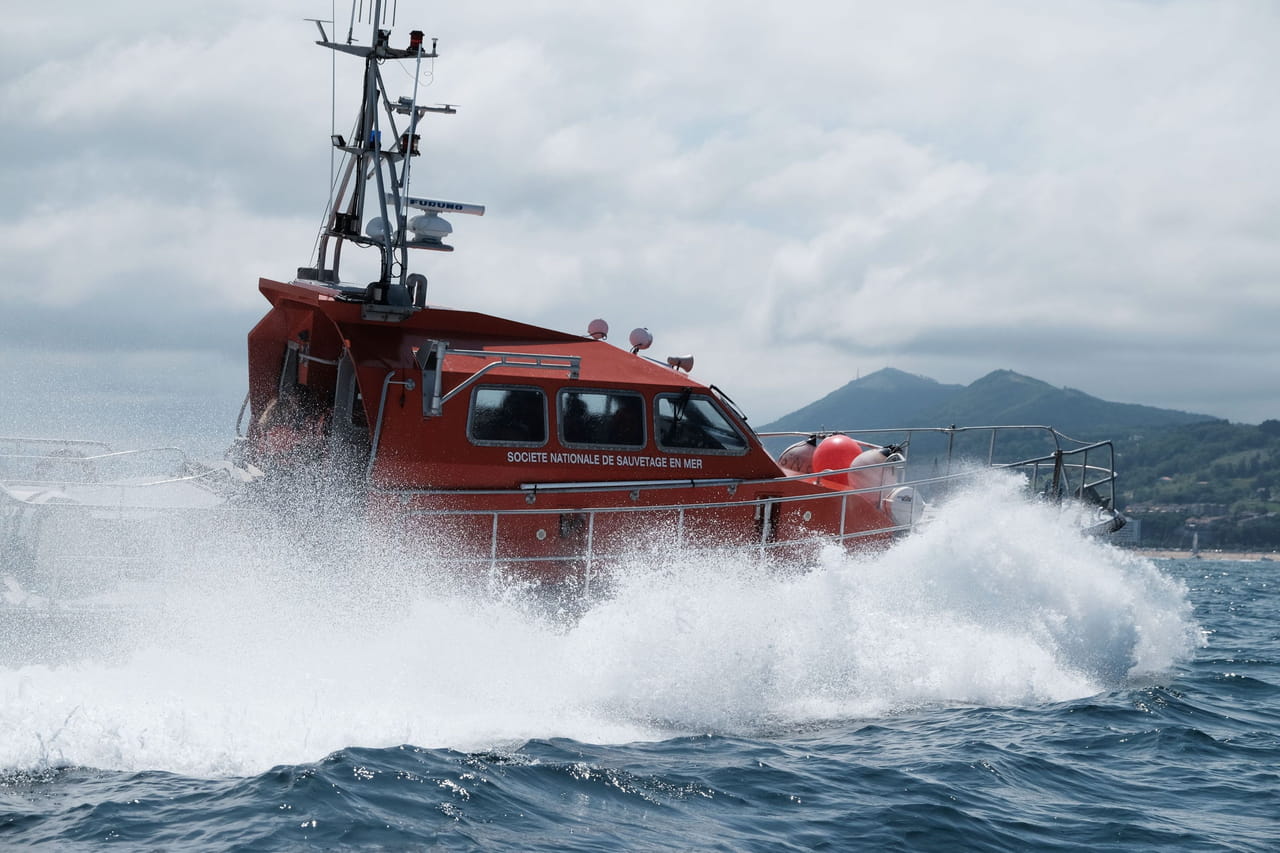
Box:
1, 473, 1276, 850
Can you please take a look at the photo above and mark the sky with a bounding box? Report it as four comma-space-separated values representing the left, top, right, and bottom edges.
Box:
2, 0, 1279, 451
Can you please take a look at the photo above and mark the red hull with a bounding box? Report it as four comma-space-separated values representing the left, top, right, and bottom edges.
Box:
244, 276, 901, 576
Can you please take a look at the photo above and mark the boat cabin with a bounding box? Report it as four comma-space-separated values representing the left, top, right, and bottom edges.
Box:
242, 274, 911, 576
246, 276, 788, 491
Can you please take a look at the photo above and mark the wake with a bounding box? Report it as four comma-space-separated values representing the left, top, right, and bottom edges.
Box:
0, 470, 1200, 776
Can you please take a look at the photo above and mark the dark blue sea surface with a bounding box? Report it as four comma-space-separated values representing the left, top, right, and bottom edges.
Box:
2, 485, 1277, 850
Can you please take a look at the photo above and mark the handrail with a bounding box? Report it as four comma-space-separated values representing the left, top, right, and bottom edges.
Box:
396, 462, 1111, 519
0, 446, 190, 464
375, 458, 902, 500
376, 452, 1114, 503
759, 424, 1118, 499
416, 340, 581, 418
0, 441, 220, 493
439, 351, 581, 406
399, 495, 914, 573
758, 424, 1071, 437
235, 391, 251, 437
1, 469, 222, 490
0, 436, 114, 448
759, 424, 1084, 454
368, 370, 417, 478
388, 422, 1123, 574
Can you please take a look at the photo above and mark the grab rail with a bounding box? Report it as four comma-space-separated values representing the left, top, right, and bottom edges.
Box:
759, 425, 1119, 507
399, 493, 915, 585
388, 424, 1122, 575
0, 438, 212, 490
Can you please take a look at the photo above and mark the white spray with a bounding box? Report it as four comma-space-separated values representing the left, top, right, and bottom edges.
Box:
0, 470, 1201, 777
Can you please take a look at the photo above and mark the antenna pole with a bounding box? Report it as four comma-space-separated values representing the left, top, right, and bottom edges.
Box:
355, 0, 394, 282
309, 0, 483, 301
395, 38, 427, 286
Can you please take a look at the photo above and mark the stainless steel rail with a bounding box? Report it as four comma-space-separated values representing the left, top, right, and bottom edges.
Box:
387, 424, 1121, 574
0, 439, 213, 490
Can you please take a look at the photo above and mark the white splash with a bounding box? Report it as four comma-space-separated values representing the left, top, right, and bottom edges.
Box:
0, 470, 1201, 776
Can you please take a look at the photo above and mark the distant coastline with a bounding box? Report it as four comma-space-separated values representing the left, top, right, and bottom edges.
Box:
1130, 548, 1277, 563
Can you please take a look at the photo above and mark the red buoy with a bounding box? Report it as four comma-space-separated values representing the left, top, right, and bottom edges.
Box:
811, 434, 862, 486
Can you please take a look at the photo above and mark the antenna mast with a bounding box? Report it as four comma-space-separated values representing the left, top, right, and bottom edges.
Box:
307, 0, 485, 320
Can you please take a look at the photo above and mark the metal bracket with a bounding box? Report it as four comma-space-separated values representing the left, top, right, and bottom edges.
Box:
416, 340, 580, 418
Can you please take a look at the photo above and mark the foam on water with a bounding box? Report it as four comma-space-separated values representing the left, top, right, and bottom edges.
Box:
0, 471, 1202, 777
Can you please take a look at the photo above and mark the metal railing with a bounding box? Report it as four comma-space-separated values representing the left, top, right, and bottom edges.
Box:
1, 437, 240, 591
384, 425, 1123, 576
0, 437, 220, 494
761, 424, 1119, 506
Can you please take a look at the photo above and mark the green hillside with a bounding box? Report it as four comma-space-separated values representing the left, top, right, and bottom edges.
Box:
758, 368, 1280, 549
1116, 419, 1280, 550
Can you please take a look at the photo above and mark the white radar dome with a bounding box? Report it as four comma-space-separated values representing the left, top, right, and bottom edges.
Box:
629, 327, 653, 352
409, 211, 453, 241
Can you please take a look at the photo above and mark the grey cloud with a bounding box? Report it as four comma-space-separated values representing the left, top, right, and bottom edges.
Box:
3, 1, 1278, 431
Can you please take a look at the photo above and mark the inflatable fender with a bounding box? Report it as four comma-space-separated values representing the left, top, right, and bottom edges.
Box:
811, 434, 867, 486
778, 436, 818, 474
886, 485, 925, 527
847, 446, 903, 490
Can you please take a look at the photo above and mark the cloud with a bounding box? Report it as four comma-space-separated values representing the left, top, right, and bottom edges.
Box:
2, 0, 1278, 431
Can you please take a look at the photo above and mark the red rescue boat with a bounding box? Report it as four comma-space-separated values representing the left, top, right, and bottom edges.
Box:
228, 2, 1124, 586
0, 3, 1124, 639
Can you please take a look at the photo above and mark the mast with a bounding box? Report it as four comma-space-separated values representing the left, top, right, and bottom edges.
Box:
306, 0, 485, 320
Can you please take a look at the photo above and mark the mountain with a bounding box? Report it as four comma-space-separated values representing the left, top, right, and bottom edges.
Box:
760, 368, 1216, 438
759, 368, 963, 433
914, 370, 1216, 440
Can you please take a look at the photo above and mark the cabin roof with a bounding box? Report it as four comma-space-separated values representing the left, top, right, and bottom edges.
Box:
262, 277, 700, 388
261, 277, 583, 343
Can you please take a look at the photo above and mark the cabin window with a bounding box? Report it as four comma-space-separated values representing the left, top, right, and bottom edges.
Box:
654, 393, 748, 455
558, 390, 646, 449
468, 386, 548, 445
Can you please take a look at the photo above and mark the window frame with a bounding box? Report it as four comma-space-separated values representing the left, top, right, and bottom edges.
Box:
556, 388, 648, 450
466, 384, 550, 447
652, 392, 750, 456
